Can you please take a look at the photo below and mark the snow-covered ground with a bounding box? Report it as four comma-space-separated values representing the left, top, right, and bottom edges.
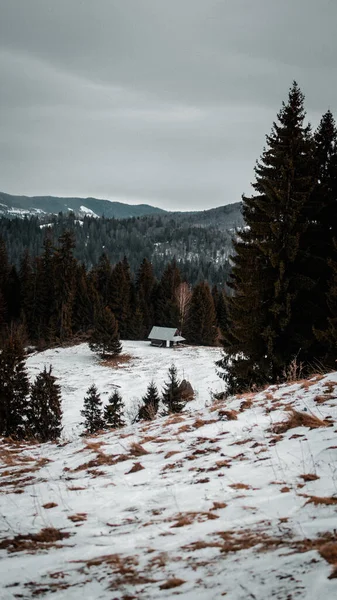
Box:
25, 341, 225, 439
1, 344, 337, 599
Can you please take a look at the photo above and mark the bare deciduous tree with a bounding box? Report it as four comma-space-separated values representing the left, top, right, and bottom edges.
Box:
175, 282, 192, 334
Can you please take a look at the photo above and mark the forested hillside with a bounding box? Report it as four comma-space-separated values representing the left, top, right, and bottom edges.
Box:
0, 202, 243, 286
0, 191, 167, 219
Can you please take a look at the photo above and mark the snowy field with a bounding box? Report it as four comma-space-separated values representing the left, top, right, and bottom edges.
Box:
1, 344, 337, 599
25, 341, 225, 439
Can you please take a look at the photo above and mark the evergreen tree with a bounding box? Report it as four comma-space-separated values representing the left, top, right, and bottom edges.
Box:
162, 364, 185, 414
0, 326, 30, 438
52, 231, 77, 341
154, 261, 181, 326
91, 253, 112, 306
312, 111, 337, 363
216, 289, 228, 336
136, 258, 156, 334
19, 250, 37, 340
81, 384, 104, 434
109, 257, 132, 338
185, 281, 217, 345
28, 366, 62, 441
89, 305, 122, 358
218, 82, 317, 392
36, 235, 55, 343
137, 380, 160, 421
103, 390, 125, 428
0, 238, 10, 326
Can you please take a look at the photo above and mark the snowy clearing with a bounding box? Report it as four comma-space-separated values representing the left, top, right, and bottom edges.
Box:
0, 344, 337, 599
25, 341, 224, 440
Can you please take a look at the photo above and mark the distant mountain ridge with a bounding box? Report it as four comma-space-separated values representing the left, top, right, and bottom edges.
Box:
0, 191, 243, 229
0, 191, 167, 219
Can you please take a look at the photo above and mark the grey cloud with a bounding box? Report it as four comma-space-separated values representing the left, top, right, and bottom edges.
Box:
0, 0, 336, 210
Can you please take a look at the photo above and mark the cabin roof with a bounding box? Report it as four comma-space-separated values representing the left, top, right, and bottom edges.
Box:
148, 326, 185, 342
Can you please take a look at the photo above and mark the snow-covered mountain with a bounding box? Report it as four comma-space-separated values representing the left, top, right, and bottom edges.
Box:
0, 191, 167, 219
1, 341, 336, 599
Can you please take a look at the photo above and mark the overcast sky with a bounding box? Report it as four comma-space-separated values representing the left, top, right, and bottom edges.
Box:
0, 0, 336, 211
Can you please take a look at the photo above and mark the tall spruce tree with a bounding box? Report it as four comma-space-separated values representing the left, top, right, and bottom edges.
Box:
218, 83, 317, 392
52, 231, 77, 341
154, 261, 181, 327
162, 364, 185, 414
28, 366, 62, 441
136, 258, 156, 334
81, 384, 104, 434
137, 380, 160, 421
103, 390, 125, 428
312, 111, 337, 363
89, 305, 122, 358
184, 281, 217, 345
109, 257, 132, 338
0, 326, 30, 438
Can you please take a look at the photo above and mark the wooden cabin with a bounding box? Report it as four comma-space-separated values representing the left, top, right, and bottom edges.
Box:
148, 326, 185, 348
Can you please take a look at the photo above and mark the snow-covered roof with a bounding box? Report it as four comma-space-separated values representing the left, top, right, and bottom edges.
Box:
148, 326, 185, 341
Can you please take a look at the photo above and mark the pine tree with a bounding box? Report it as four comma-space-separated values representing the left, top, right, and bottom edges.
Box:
0, 326, 30, 438
218, 82, 316, 392
81, 384, 104, 434
103, 390, 125, 428
89, 305, 122, 358
28, 366, 62, 441
137, 381, 160, 421
184, 281, 217, 345
162, 364, 185, 414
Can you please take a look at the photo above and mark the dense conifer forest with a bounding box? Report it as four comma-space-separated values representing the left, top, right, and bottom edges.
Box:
0, 202, 242, 287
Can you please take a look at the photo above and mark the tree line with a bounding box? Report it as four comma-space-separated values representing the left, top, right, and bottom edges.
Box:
218, 82, 337, 393
0, 233, 227, 350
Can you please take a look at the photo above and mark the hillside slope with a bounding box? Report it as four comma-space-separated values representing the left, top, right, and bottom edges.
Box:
1, 344, 337, 599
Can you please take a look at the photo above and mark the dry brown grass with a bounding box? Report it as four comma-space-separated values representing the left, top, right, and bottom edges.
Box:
159, 578, 185, 590
165, 415, 186, 425
229, 483, 251, 490
129, 442, 149, 456
305, 495, 337, 506
239, 399, 253, 412
272, 409, 332, 434
126, 462, 144, 474
164, 450, 180, 459
67, 513, 87, 522
218, 409, 238, 421
171, 511, 219, 528
0, 528, 71, 553
300, 473, 319, 482
101, 354, 133, 368
230, 438, 253, 446
192, 418, 217, 429
211, 501, 227, 510
43, 502, 58, 509
314, 394, 335, 404
72, 451, 129, 472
